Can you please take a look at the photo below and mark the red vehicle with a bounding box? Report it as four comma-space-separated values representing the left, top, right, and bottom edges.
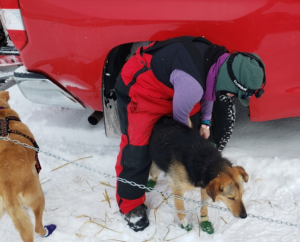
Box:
0, 0, 300, 138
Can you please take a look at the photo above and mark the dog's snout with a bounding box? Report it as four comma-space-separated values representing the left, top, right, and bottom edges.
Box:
239, 203, 247, 219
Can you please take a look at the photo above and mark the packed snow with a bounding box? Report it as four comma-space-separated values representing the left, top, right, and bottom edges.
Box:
0, 85, 299, 242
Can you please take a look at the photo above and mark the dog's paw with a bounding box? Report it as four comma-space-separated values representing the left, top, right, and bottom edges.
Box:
181, 223, 193, 231
180, 217, 193, 232
201, 221, 214, 234
145, 179, 156, 192
42, 224, 57, 237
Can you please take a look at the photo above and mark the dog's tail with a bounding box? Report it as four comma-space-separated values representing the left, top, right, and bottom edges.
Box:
3, 191, 34, 242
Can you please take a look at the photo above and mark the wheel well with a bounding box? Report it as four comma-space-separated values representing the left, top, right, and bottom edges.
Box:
102, 41, 151, 108
101, 41, 151, 138
102, 43, 131, 108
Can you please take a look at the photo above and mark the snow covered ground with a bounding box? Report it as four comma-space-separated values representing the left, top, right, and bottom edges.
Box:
0, 85, 300, 242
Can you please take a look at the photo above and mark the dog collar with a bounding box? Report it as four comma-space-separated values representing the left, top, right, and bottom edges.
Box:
0, 107, 4, 110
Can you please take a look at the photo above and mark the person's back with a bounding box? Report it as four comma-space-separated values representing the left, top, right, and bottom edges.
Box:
151, 41, 209, 89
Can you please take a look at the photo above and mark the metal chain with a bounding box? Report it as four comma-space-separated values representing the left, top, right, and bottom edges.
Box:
247, 214, 300, 228
0, 136, 208, 214
1, 136, 300, 228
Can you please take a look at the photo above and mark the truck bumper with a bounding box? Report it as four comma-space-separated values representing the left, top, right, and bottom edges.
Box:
14, 66, 85, 109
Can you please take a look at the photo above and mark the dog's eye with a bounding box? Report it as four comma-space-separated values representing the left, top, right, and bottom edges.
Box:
228, 197, 235, 201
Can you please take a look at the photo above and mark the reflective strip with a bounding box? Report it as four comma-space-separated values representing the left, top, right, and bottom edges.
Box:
1, 9, 25, 30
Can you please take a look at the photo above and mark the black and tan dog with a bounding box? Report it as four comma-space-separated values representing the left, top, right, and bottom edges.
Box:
149, 116, 248, 229
0, 91, 56, 242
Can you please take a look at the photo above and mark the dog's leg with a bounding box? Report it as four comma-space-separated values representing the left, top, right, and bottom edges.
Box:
170, 184, 186, 221
146, 162, 161, 192
200, 188, 208, 217
170, 184, 193, 231
26, 181, 56, 238
149, 162, 161, 181
20, 176, 47, 237
4, 193, 34, 242
31, 195, 47, 236
28, 185, 47, 236
200, 188, 214, 234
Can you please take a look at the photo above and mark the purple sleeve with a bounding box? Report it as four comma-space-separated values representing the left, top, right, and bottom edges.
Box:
170, 69, 203, 126
200, 99, 213, 121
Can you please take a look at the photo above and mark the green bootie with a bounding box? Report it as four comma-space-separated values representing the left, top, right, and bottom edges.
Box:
181, 223, 193, 232
200, 215, 214, 234
180, 218, 193, 232
145, 179, 156, 192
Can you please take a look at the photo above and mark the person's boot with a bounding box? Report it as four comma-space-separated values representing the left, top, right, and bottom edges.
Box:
122, 204, 149, 232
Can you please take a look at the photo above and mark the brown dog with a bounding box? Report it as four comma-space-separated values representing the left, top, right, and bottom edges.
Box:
149, 116, 248, 228
0, 91, 52, 242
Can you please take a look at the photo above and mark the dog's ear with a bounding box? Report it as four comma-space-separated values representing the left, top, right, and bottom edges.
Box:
235, 166, 249, 183
205, 179, 223, 202
0, 91, 10, 102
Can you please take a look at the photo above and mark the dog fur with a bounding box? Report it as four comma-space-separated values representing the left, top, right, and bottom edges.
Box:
149, 116, 249, 224
0, 91, 47, 242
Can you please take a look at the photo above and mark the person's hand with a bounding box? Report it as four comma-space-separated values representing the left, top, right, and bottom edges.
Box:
200, 124, 210, 139
188, 118, 193, 128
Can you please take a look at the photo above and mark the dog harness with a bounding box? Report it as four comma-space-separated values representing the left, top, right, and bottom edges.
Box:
0, 116, 42, 173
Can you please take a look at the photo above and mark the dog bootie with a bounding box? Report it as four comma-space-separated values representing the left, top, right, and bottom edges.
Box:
200, 215, 214, 234
42, 224, 57, 237
123, 204, 149, 232
180, 217, 193, 232
145, 179, 156, 192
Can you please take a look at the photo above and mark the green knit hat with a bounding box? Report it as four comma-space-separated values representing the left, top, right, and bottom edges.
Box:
216, 53, 265, 106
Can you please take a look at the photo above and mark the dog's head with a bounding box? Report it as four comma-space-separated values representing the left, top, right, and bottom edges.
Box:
205, 165, 249, 218
0, 91, 10, 108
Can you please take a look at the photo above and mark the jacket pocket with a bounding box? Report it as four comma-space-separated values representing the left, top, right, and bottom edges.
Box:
129, 94, 138, 113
